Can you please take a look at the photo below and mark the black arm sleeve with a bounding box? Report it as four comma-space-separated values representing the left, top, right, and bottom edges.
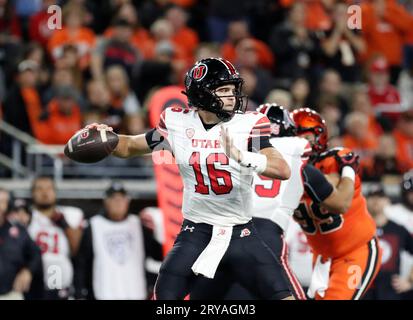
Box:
145, 128, 173, 153
402, 228, 413, 255
302, 164, 334, 203
248, 136, 273, 152
74, 224, 94, 300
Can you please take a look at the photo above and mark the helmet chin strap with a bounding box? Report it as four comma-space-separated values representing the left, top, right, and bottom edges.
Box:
217, 109, 232, 122
211, 93, 234, 122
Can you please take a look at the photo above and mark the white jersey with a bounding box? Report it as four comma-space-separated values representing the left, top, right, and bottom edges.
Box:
90, 215, 147, 300
285, 219, 313, 287
157, 107, 271, 226
384, 203, 413, 279
252, 136, 311, 231
28, 206, 84, 290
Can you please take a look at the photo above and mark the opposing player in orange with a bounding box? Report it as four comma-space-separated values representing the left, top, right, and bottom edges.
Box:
291, 108, 382, 300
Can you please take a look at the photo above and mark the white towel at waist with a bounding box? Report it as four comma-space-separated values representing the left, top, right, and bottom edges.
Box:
191, 226, 233, 279
307, 255, 331, 299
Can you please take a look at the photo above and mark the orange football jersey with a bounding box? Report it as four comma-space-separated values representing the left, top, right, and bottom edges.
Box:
294, 149, 377, 258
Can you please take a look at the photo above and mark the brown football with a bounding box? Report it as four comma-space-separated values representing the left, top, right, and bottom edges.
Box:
64, 128, 119, 163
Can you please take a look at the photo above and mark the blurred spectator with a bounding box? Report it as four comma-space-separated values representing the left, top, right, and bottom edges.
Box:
92, 18, 141, 80
75, 182, 149, 300
363, 134, 402, 181
0, 188, 42, 300
264, 89, 292, 108
125, 113, 145, 135
165, 5, 199, 65
318, 1, 365, 82
318, 93, 344, 138
0, 0, 22, 40
134, 41, 175, 103
14, 0, 41, 19
365, 185, 413, 300
290, 77, 310, 108
310, 69, 350, 116
0, 187, 10, 216
23, 42, 50, 89
43, 66, 77, 104
351, 86, 383, 136
139, 0, 172, 30
35, 86, 82, 145
47, 2, 96, 70
398, 66, 413, 114
2, 60, 43, 138
342, 111, 379, 172
65, 0, 96, 29
221, 20, 274, 70
392, 109, 413, 172
385, 171, 413, 299
268, 2, 320, 87
367, 56, 403, 126
53, 44, 83, 91
7, 198, 32, 228
139, 0, 199, 28
361, 0, 412, 84
235, 38, 274, 105
149, 18, 188, 80
302, 0, 333, 32
28, 176, 84, 300
84, 79, 124, 132
195, 42, 221, 61
386, 171, 413, 230
105, 65, 142, 117
207, 0, 250, 43
0, 0, 23, 89
103, 3, 153, 59
29, 0, 58, 48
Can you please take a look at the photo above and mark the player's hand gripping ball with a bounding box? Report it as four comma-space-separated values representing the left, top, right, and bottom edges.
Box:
64, 123, 119, 163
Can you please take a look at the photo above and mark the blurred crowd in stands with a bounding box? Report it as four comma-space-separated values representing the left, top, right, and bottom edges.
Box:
0, 0, 411, 181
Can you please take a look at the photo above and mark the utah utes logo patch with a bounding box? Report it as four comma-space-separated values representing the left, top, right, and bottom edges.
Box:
192, 63, 207, 80
80, 130, 89, 140
186, 128, 195, 139
240, 228, 251, 238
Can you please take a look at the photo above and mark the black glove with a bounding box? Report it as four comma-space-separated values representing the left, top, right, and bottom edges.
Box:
334, 149, 360, 173
51, 211, 70, 230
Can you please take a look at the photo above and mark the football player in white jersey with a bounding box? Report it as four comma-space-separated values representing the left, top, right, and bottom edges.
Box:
28, 176, 83, 299
190, 104, 358, 300
84, 58, 294, 300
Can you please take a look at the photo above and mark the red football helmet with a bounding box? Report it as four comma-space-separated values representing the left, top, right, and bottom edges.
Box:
290, 108, 328, 154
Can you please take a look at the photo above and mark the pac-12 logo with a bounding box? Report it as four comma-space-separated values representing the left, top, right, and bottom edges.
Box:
186, 128, 195, 139
192, 63, 208, 80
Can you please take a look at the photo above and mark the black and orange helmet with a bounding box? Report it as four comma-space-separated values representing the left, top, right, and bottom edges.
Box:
290, 108, 328, 154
